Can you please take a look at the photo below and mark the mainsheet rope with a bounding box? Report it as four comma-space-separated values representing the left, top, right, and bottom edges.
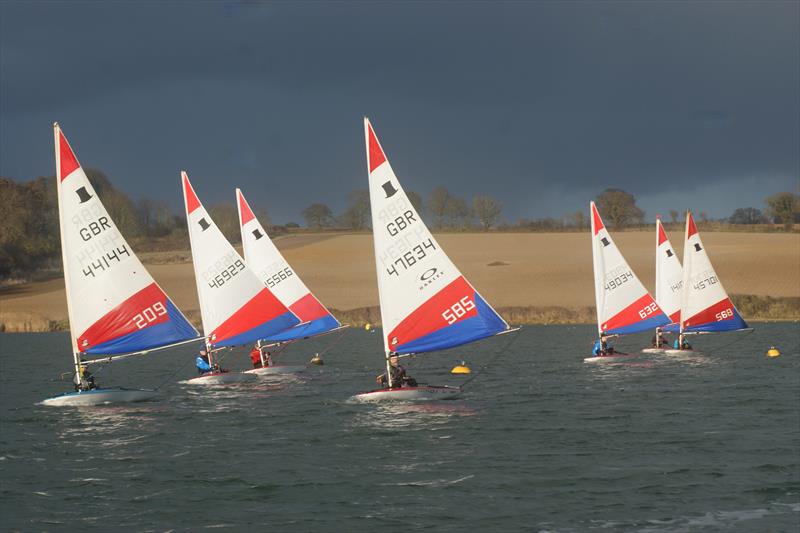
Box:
459, 327, 523, 390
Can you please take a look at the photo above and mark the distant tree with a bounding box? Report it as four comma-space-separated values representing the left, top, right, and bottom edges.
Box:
406, 190, 424, 215
339, 189, 370, 230
86, 169, 141, 238
569, 210, 586, 229
285, 222, 300, 228
595, 188, 644, 229
668, 210, 679, 225
728, 207, 767, 225
765, 192, 800, 230
302, 203, 333, 229
209, 203, 240, 243
445, 196, 471, 229
472, 195, 502, 230
699, 212, 709, 225
427, 186, 450, 229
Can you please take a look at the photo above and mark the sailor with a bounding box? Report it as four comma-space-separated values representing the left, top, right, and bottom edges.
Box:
376, 355, 416, 388
673, 338, 692, 350
264, 351, 272, 367
592, 335, 615, 356
652, 330, 668, 348
249, 345, 263, 368
196, 350, 213, 374
73, 363, 97, 391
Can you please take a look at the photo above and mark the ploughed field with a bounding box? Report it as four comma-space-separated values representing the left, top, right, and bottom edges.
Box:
2, 231, 798, 331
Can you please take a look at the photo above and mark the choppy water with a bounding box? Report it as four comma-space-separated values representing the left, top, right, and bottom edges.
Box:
1, 324, 798, 532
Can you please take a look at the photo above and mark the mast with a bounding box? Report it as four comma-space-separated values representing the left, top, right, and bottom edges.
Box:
54, 123, 82, 381
590, 202, 605, 341
654, 217, 662, 345
678, 211, 691, 348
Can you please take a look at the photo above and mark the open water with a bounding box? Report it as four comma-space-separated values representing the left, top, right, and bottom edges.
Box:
0, 324, 798, 532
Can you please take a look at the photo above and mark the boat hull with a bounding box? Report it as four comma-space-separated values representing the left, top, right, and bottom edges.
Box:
583, 354, 638, 363
664, 348, 696, 356
353, 385, 461, 401
244, 364, 306, 376
183, 371, 257, 385
641, 348, 667, 354
41, 387, 158, 406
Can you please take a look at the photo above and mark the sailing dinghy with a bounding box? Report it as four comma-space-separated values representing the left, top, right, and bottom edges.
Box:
664, 212, 749, 354
236, 189, 346, 375
181, 173, 301, 384
587, 202, 670, 363
42, 124, 200, 406
642, 217, 683, 354
353, 118, 516, 401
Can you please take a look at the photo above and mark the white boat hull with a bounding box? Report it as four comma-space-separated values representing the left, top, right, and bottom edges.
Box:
641, 348, 667, 354
353, 385, 461, 402
664, 348, 696, 356
183, 371, 257, 385
41, 387, 158, 406
583, 354, 639, 363
244, 364, 306, 376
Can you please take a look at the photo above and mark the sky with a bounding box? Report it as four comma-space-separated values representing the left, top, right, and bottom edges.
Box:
1, 1, 798, 224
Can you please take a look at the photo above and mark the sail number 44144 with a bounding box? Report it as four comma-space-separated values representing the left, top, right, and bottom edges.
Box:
442, 296, 475, 324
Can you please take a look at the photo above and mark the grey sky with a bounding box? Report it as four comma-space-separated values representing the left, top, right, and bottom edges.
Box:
1, 1, 798, 224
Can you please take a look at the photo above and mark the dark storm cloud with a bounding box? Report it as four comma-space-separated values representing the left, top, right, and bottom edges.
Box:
1, 1, 798, 223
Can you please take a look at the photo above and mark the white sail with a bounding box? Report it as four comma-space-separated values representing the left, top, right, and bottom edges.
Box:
679, 212, 748, 333
237, 189, 341, 342
590, 202, 668, 335
181, 172, 299, 347
655, 217, 683, 324
365, 118, 509, 355
55, 124, 198, 357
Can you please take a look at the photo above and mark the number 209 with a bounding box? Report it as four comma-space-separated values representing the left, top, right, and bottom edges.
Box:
132, 302, 167, 329
442, 296, 475, 324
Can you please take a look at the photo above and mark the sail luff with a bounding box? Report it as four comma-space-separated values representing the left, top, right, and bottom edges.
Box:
54, 123, 82, 374
365, 118, 392, 355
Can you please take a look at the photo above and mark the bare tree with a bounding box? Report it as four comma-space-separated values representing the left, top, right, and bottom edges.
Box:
472, 195, 502, 230
209, 203, 240, 243
339, 189, 371, 230
428, 186, 450, 229
302, 203, 333, 229
406, 190, 424, 215
669, 210, 679, 225
445, 196, 471, 229
765, 192, 800, 230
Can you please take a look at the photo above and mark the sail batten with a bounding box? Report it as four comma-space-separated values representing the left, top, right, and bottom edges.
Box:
366, 118, 510, 355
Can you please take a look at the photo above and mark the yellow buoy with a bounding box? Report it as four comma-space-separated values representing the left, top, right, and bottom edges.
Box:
450, 361, 471, 374
309, 353, 324, 365
766, 346, 781, 358
364, 323, 372, 332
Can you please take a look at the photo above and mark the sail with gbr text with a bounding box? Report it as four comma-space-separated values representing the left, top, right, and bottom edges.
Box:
591, 202, 669, 335
182, 173, 300, 347
678, 212, 748, 333
237, 188, 341, 342
56, 124, 198, 356
366, 118, 509, 355
655, 217, 683, 325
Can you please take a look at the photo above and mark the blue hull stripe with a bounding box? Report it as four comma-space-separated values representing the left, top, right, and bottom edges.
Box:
85, 299, 198, 355
214, 311, 299, 348
264, 314, 340, 342
395, 292, 507, 354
